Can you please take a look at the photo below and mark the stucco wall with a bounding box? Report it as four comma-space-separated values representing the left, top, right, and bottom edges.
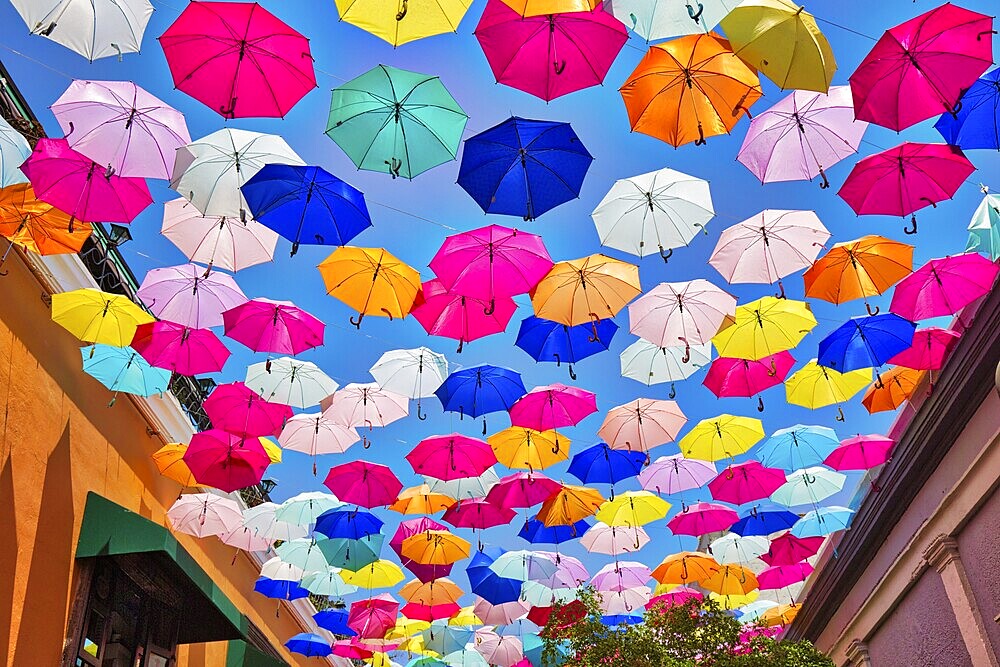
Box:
957, 484, 1000, 652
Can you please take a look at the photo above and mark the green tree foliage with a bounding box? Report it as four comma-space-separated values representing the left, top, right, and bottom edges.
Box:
540, 587, 833, 667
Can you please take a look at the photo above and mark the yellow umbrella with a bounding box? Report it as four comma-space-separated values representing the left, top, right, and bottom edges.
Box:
785, 359, 871, 421
259, 437, 282, 464
401, 530, 471, 565
318, 246, 421, 328
51, 287, 154, 347
385, 618, 430, 640
152, 443, 199, 487
720, 0, 836, 92
537, 484, 604, 527
711, 296, 816, 360
367, 653, 396, 667
701, 564, 758, 596
340, 559, 406, 589
651, 551, 721, 585
678, 414, 765, 462
334, 0, 471, 46
448, 605, 482, 626
400, 577, 464, 605
595, 491, 670, 527
488, 427, 569, 471
499, 0, 598, 17
759, 602, 801, 627
390, 484, 456, 514
531, 254, 641, 327
709, 589, 759, 610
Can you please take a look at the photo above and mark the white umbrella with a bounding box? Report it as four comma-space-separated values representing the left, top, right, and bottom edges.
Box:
301, 567, 359, 597
11, 0, 153, 61
444, 649, 490, 667
627, 279, 737, 348
489, 550, 559, 582
0, 116, 30, 188
580, 522, 650, 555
599, 586, 650, 615
591, 167, 714, 260
324, 382, 410, 434
242, 502, 309, 542
620, 339, 712, 390
161, 198, 279, 273
603, 0, 738, 43
170, 128, 304, 218
472, 598, 529, 626
166, 493, 241, 538
771, 466, 846, 507
245, 357, 339, 409
520, 581, 576, 606
739, 599, 780, 622
474, 629, 522, 667
274, 491, 342, 526
259, 555, 304, 582
219, 524, 273, 553
369, 346, 448, 419
276, 537, 332, 573
709, 533, 771, 565
425, 468, 500, 499
279, 412, 360, 474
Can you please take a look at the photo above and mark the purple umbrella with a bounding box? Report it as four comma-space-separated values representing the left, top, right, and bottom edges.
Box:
637, 454, 716, 495
137, 263, 247, 329
131, 320, 231, 376
223, 297, 325, 355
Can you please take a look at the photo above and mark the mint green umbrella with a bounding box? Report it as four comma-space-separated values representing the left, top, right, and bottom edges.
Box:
967, 189, 1000, 261
325, 65, 468, 180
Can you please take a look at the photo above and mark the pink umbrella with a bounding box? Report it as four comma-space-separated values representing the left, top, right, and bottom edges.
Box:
348, 594, 400, 639
509, 383, 597, 431
411, 278, 517, 353
406, 434, 498, 481
485, 471, 561, 508
324, 383, 409, 448
628, 280, 737, 350
20, 138, 152, 229
887, 327, 961, 370
889, 254, 999, 322
137, 263, 248, 329
580, 523, 649, 555
167, 493, 243, 538
131, 320, 231, 376
158, 1, 317, 119
442, 498, 516, 530
702, 352, 795, 412
599, 398, 687, 453
849, 3, 994, 132
223, 297, 324, 355
474, 0, 627, 102
391, 517, 454, 583
646, 586, 702, 609
761, 533, 823, 567
474, 597, 529, 625
708, 462, 786, 506
823, 434, 895, 471
183, 429, 270, 493
838, 142, 976, 235
402, 601, 461, 622
592, 562, 651, 592
160, 198, 279, 273
324, 460, 403, 508
666, 502, 739, 536
757, 562, 813, 590
278, 412, 360, 474
203, 381, 293, 438
638, 454, 716, 495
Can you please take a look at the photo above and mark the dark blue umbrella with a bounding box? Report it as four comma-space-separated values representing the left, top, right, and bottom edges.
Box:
285, 632, 332, 657
314, 509, 384, 540
254, 577, 310, 600
435, 364, 526, 434
241, 164, 372, 256
729, 509, 799, 536
318, 534, 384, 570
466, 546, 523, 604
313, 609, 357, 636
518, 516, 591, 545
602, 614, 643, 626
568, 443, 645, 488
457, 117, 593, 221
817, 314, 916, 373
935, 69, 1000, 150
515, 316, 618, 379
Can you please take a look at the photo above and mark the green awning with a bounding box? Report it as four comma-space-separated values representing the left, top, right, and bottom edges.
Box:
227, 640, 289, 667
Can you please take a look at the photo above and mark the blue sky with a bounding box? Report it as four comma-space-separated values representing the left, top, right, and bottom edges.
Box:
1, 0, 997, 612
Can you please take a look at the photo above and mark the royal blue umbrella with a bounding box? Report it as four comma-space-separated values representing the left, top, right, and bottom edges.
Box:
729, 509, 799, 537
935, 69, 1000, 150
313, 609, 357, 636
435, 364, 526, 434
82, 344, 172, 405
466, 546, 523, 605
518, 517, 591, 545
515, 316, 618, 379
457, 117, 593, 221
817, 314, 916, 374
318, 534, 384, 570
241, 164, 372, 256
568, 443, 645, 489
314, 509, 384, 540
602, 614, 643, 626
285, 632, 333, 657
253, 577, 310, 600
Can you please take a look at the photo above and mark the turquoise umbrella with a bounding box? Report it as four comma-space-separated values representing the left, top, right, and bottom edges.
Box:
325, 65, 468, 180
967, 189, 1000, 261
81, 344, 171, 404
790, 506, 854, 538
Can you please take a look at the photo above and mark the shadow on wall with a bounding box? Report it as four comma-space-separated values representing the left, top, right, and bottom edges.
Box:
0, 454, 16, 661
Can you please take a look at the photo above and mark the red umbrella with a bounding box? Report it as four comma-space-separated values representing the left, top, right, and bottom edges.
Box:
158, 1, 317, 119
761, 533, 823, 567
131, 320, 231, 376
442, 498, 516, 530
390, 517, 454, 583
485, 471, 561, 508
887, 326, 961, 370
707, 461, 786, 506
347, 594, 399, 639
406, 434, 498, 481
849, 3, 994, 132
223, 297, 325, 356
332, 640, 373, 660
203, 381, 293, 438
838, 142, 975, 235
411, 278, 517, 353
401, 601, 461, 622
183, 429, 270, 492
324, 460, 402, 508
702, 351, 795, 412
666, 502, 738, 536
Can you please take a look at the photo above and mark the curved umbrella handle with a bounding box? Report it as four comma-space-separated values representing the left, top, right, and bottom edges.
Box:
978, 29, 998, 41
694, 124, 707, 146
588, 313, 601, 343
456, 339, 464, 354
483, 298, 495, 316
904, 215, 918, 235
865, 302, 880, 316
757, 396, 765, 413
568, 364, 577, 381
417, 403, 427, 421
767, 356, 777, 377
551, 436, 561, 455
835, 406, 846, 422
395, 0, 407, 19
553, 352, 562, 368
381, 308, 394, 321
687, 2, 704, 22
350, 313, 364, 328
874, 372, 885, 389
681, 343, 691, 365
681, 559, 689, 581
668, 383, 676, 400
659, 246, 673, 263
775, 280, 786, 299
482, 417, 487, 436
362, 435, 371, 449
553, 60, 566, 75
819, 168, 830, 190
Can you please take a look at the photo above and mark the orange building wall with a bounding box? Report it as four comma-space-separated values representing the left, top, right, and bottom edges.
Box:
0, 250, 315, 666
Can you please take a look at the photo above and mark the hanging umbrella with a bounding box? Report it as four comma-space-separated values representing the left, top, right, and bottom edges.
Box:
183, 429, 270, 492
435, 364, 526, 433
824, 434, 895, 471
152, 443, 198, 487
391, 485, 456, 515
407, 434, 497, 481
277, 537, 334, 572
619, 33, 762, 148
159, 1, 316, 118
730, 509, 799, 536
160, 198, 278, 273
313, 606, 359, 630
518, 517, 591, 545
426, 469, 501, 500
285, 633, 332, 658
708, 210, 830, 295
762, 533, 823, 567
849, 3, 993, 132
485, 471, 561, 508
443, 498, 516, 531
130, 320, 231, 377
803, 235, 913, 311
515, 316, 617, 379
489, 550, 559, 581
757, 424, 840, 472
334, 0, 471, 46
678, 414, 764, 462
887, 327, 961, 370
275, 491, 344, 526
592, 562, 652, 592
474, 0, 626, 102
401, 531, 472, 565
475, 630, 522, 667
509, 383, 597, 432
0, 117, 31, 188
11, 0, 152, 61
861, 366, 924, 415
638, 454, 716, 495
241, 164, 371, 256
737, 86, 868, 187
771, 466, 846, 507
720, 0, 835, 93
319, 536, 385, 571
137, 263, 247, 329
242, 503, 309, 541
82, 344, 170, 402
628, 279, 736, 350
711, 297, 816, 361
537, 485, 605, 527
203, 382, 292, 438
595, 491, 669, 527
219, 523, 271, 553
21, 138, 152, 229
342, 560, 407, 589
318, 246, 421, 327
967, 188, 1000, 260
0, 183, 90, 258
458, 117, 593, 220
817, 314, 916, 374
326, 382, 410, 442
700, 564, 757, 596
667, 502, 739, 536
222, 297, 324, 356
349, 595, 401, 639
708, 461, 786, 506
51, 79, 190, 179
890, 254, 1000, 322
369, 347, 448, 419
52, 287, 153, 346
411, 279, 517, 353
326, 65, 467, 179
757, 563, 813, 591
171, 128, 304, 218
279, 413, 360, 463
488, 427, 568, 471
703, 352, 795, 412
709, 533, 770, 565
620, 339, 712, 390
401, 578, 464, 608
935, 69, 1000, 150
245, 357, 339, 408
785, 360, 872, 421
467, 547, 524, 605
581, 522, 650, 555
167, 493, 242, 538
324, 460, 403, 508
604, 0, 736, 43
531, 254, 641, 327
791, 506, 854, 538
499, 0, 598, 17
599, 398, 687, 453
591, 167, 714, 261
568, 443, 645, 488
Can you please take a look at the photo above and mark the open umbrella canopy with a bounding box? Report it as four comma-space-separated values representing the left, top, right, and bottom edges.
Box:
167, 493, 242, 538
532, 254, 641, 326
804, 235, 913, 307
708, 461, 786, 506
83, 344, 171, 399
515, 316, 618, 378
443, 497, 516, 530
581, 522, 649, 556
678, 414, 765, 462
791, 506, 854, 538
638, 454, 716, 495
401, 530, 472, 565
369, 347, 449, 402
710, 533, 770, 565
757, 424, 840, 472
390, 484, 456, 515
324, 460, 403, 508
703, 352, 795, 408
785, 360, 872, 416
518, 516, 591, 545
862, 366, 925, 414
711, 297, 816, 361
318, 246, 422, 327
650, 551, 720, 585
223, 297, 325, 356
667, 502, 739, 537
137, 263, 248, 329
485, 471, 561, 508
604, 0, 736, 43
628, 279, 736, 349
489, 427, 568, 471
184, 429, 271, 492
824, 434, 895, 471
410, 279, 518, 352
407, 434, 497, 481
131, 320, 231, 376
936, 69, 1000, 151
326, 382, 410, 432
246, 356, 339, 408
160, 198, 279, 273
509, 383, 597, 431
600, 398, 687, 453
203, 381, 293, 438
730, 509, 799, 537
771, 466, 846, 507
0, 118, 30, 188
52, 287, 154, 346
537, 484, 605, 527
967, 189, 1000, 260
0, 183, 82, 258
620, 339, 712, 388
152, 443, 199, 487
11, 0, 152, 61
595, 491, 669, 526
890, 253, 1000, 321
817, 314, 916, 373
568, 443, 645, 487
334, 0, 471, 46
436, 364, 526, 421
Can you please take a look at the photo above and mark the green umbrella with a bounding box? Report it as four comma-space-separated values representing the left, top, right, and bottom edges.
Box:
325, 65, 468, 180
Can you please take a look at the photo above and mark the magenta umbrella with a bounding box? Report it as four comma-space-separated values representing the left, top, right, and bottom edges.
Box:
158, 1, 317, 119
485, 471, 561, 508
442, 498, 516, 530
411, 279, 517, 353
702, 352, 795, 412
323, 460, 403, 508
761, 533, 823, 567
137, 263, 248, 329
889, 254, 999, 322
203, 381, 293, 438
390, 517, 454, 583
638, 454, 716, 496
887, 327, 961, 370
20, 138, 152, 230
708, 462, 787, 506
348, 594, 400, 639
849, 3, 994, 132
183, 428, 270, 492
474, 0, 627, 102
131, 320, 231, 376
508, 383, 597, 432
757, 563, 813, 590
646, 586, 702, 609
223, 297, 325, 355
406, 434, 498, 481
823, 434, 895, 471
838, 143, 976, 235
666, 502, 739, 537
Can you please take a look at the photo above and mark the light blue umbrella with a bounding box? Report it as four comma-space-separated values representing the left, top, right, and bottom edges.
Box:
770, 467, 846, 507
443, 649, 489, 667
791, 506, 854, 538
302, 567, 359, 597
523, 633, 569, 667
756, 425, 839, 472
967, 190, 1000, 261
82, 344, 171, 404
421, 622, 475, 655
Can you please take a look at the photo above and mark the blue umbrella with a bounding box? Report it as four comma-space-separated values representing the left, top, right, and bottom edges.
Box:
756, 425, 840, 472
729, 509, 799, 536
457, 117, 593, 221
82, 344, 171, 404
313, 609, 357, 636
568, 443, 645, 488
817, 314, 916, 374
466, 546, 523, 604
318, 534, 384, 570
602, 614, 643, 626
314, 509, 384, 540
421, 621, 476, 654
791, 506, 854, 538
435, 364, 526, 434
515, 316, 618, 380
935, 69, 1000, 150
285, 632, 332, 657
241, 164, 372, 256
523, 633, 569, 667
253, 577, 310, 600
518, 517, 591, 545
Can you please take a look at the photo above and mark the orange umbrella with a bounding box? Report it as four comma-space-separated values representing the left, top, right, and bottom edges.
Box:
803, 235, 913, 312
400, 530, 471, 565
701, 564, 758, 596
650, 551, 721, 585
152, 443, 200, 487
537, 484, 604, 527
400, 577, 464, 605
530, 254, 640, 327
759, 602, 801, 627
619, 33, 762, 148
0, 183, 92, 256
390, 484, 456, 514
862, 366, 925, 414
